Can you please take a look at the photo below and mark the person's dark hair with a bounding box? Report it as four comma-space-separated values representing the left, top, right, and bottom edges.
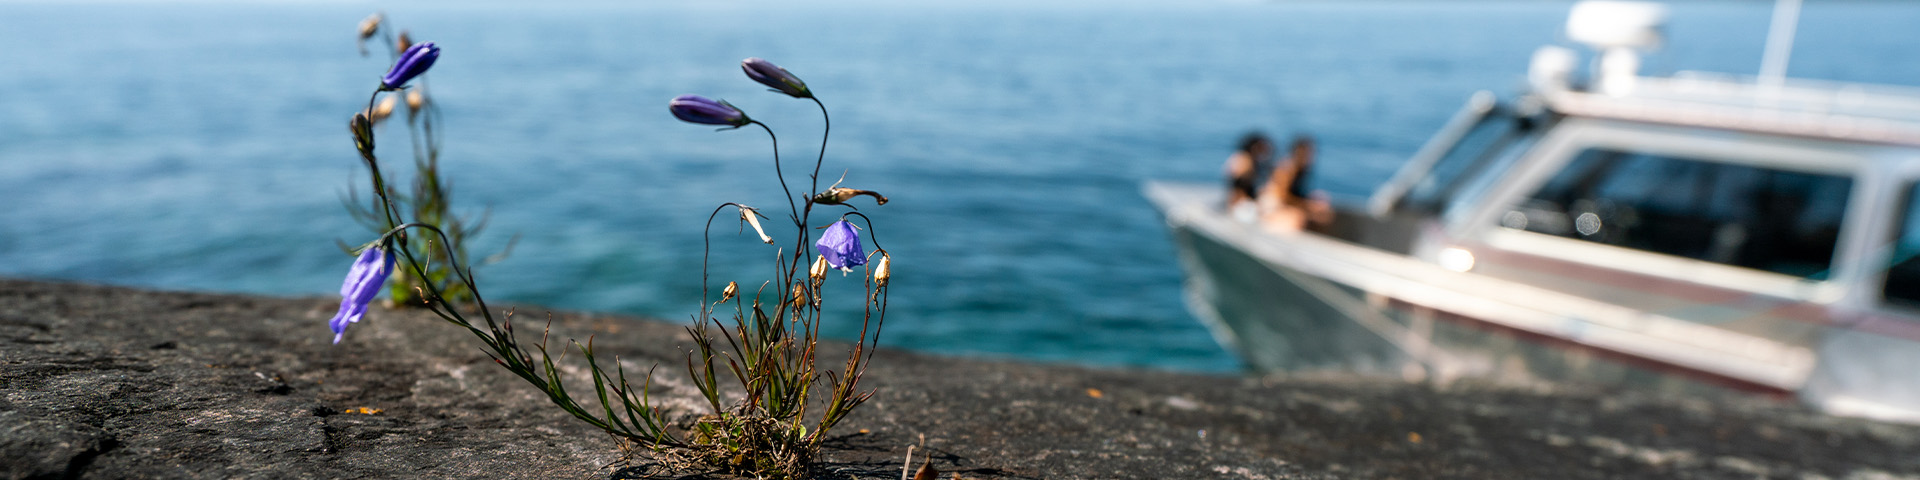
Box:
1238, 132, 1272, 154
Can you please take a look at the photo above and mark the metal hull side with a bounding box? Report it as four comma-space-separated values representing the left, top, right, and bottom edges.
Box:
1170, 224, 1411, 375
1803, 329, 1920, 423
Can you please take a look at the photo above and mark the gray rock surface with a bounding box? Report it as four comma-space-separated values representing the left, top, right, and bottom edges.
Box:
4, 279, 1920, 479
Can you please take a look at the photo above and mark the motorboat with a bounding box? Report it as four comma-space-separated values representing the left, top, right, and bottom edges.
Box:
1145, 0, 1920, 422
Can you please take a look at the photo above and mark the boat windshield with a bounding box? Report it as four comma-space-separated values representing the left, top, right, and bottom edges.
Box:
1397, 106, 1538, 215
1882, 184, 1920, 309
1503, 149, 1852, 278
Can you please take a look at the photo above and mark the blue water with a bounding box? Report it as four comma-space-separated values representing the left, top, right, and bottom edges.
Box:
5, 1, 1920, 372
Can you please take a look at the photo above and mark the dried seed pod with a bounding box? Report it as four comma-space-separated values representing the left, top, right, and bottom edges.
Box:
357, 13, 382, 40
395, 30, 413, 56
873, 252, 891, 288
789, 282, 808, 311
355, 13, 382, 56
720, 281, 738, 303
809, 255, 829, 283
405, 88, 427, 111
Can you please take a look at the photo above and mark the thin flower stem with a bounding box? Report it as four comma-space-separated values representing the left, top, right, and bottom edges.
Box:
794, 99, 832, 278
866, 286, 888, 374
808, 97, 830, 190
839, 211, 884, 251
372, 222, 676, 444
752, 119, 814, 299
357, 99, 404, 236
374, 223, 496, 336
752, 121, 798, 228
381, 30, 397, 61
700, 202, 751, 320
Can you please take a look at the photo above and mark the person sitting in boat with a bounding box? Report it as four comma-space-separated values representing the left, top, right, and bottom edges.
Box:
1223, 132, 1274, 221
1259, 135, 1334, 231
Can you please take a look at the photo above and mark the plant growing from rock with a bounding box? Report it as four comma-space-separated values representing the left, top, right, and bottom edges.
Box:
344, 13, 509, 308
327, 37, 894, 479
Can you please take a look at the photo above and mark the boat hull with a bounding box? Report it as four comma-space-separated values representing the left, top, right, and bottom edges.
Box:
1171, 224, 1411, 376
1149, 181, 1831, 397
1170, 212, 1765, 396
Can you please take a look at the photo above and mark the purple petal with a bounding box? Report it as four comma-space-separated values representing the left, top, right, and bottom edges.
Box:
329, 246, 394, 344
815, 220, 866, 270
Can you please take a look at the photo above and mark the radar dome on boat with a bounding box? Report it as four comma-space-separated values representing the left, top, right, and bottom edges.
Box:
1566, 1, 1667, 50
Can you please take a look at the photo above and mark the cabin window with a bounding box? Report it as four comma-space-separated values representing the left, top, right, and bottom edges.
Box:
1400, 107, 1535, 214
1881, 185, 1920, 308
1502, 148, 1850, 278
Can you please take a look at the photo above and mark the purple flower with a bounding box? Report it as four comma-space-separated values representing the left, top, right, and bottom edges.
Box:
330, 245, 395, 344
742, 58, 812, 99
816, 220, 866, 272
669, 95, 751, 127
381, 41, 439, 90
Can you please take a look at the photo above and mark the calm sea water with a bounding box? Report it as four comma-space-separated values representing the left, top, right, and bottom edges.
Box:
5, 0, 1920, 372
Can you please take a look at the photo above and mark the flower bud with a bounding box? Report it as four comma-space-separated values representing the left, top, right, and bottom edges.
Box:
349, 112, 375, 155
370, 95, 397, 123
741, 57, 812, 99
720, 281, 738, 303
669, 95, 750, 127
812, 187, 888, 206
873, 252, 891, 288
381, 41, 440, 90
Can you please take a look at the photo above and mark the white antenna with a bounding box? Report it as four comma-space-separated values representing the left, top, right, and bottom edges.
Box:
1758, 0, 1802, 89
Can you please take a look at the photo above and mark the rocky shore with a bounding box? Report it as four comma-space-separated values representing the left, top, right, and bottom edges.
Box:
4, 279, 1920, 479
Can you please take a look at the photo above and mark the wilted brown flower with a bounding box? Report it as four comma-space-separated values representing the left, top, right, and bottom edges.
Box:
370, 95, 397, 123
739, 206, 774, 244
395, 30, 413, 56
355, 13, 382, 56
357, 13, 382, 39
405, 88, 426, 111
720, 281, 738, 303
812, 187, 888, 206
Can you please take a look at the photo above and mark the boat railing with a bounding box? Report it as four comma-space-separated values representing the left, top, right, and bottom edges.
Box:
1541, 74, 1920, 148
